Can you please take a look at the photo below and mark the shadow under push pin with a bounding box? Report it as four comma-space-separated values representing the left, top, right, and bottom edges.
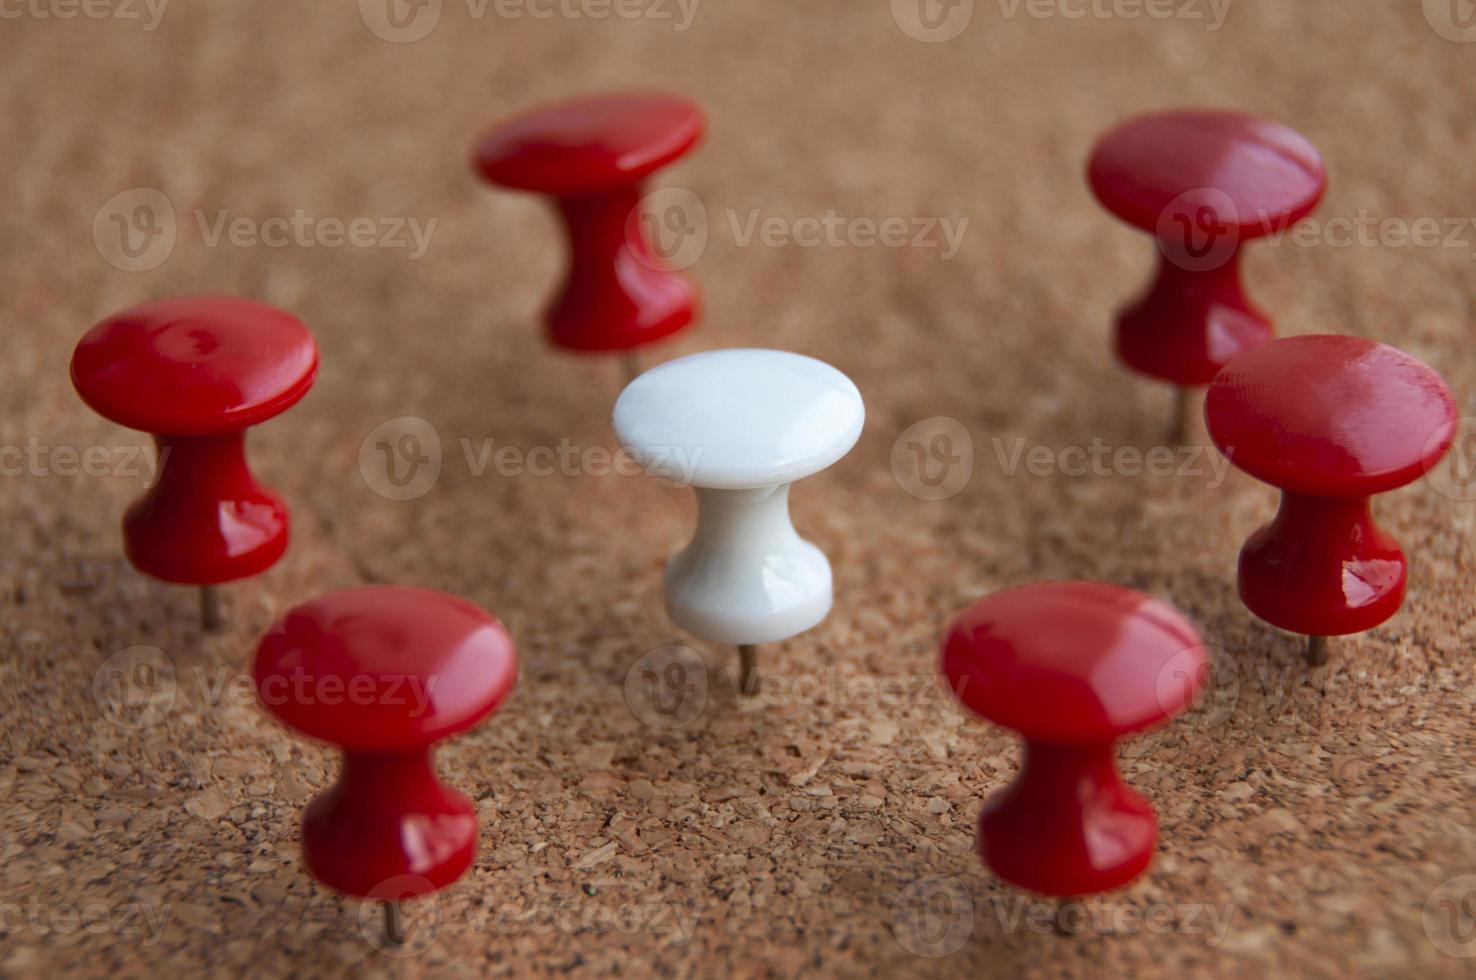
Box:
253, 586, 518, 948
70, 296, 318, 632
613, 350, 865, 698
942, 582, 1206, 913
1204, 335, 1457, 667
473, 92, 706, 384
1087, 109, 1327, 444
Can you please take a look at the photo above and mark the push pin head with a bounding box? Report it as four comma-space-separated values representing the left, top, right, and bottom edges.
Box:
1088, 110, 1326, 425
1205, 335, 1456, 663
942, 581, 1205, 897
71, 296, 317, 628
614, 349, 865, 694
254, 586, 517, 910
473, 92, 705, 360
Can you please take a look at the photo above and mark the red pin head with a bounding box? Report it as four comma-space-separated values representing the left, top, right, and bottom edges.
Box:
254, 586, 518, 902
1087, 110, 1326, 408
942, 581, 1205, 897
71, 296, 317, 627
473, 92, 704, 357
1205, 334, 1457, 663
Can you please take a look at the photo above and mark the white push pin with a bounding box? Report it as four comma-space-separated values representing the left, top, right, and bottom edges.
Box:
613, 349, 865, 696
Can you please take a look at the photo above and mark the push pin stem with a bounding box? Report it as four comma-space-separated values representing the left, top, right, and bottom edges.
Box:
382, 900, 406, 946
737, 643, 759, 697
199, 585, 223, 632
622, 350, 642, 387
1305, 634, 1329, 667
1054, 897, 1080, 937
1168, 386, 1191, 446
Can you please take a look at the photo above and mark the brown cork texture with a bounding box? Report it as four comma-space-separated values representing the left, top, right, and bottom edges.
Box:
2, 1, 1474, 977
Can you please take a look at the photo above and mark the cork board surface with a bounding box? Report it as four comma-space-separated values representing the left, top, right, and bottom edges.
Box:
2, 1, 1474, 977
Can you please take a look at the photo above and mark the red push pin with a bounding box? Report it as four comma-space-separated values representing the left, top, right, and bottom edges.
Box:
70, 296, 318, 631
472, 92, 705, 383
1087, 109, 1327, 443
1205, 334, 1457, 667
941, 581, 1205, 916
253, 586, 518, 947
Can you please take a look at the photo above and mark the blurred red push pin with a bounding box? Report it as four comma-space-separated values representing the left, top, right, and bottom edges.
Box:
253, 586, 518, 947
70, 296, 318, 631
472, 92, 705, 383
941, 582, 1205, 914
1205, 334, 1457, 667
1087, 109, 1327, 443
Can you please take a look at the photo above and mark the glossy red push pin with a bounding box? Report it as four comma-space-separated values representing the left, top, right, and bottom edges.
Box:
70, 296, 318, 631
472, 92, 705, 381
1205, 334, 1457, 666
253, 586, 518, 946
1087, 109, 1327, 442
941, 581, 1205, 908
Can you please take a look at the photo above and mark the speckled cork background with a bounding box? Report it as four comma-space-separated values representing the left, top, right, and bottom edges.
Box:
2, 1, 1474, 977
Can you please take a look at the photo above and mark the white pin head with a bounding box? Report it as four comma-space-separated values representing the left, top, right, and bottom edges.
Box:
614, 349, 865, 647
